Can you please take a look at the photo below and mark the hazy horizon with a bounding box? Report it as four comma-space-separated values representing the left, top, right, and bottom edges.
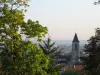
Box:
51, 40, 88, 45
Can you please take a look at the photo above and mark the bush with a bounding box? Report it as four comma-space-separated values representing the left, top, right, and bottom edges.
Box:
47, 71, 61, 75
82, 70, 91, 75
61, 70, 80, 75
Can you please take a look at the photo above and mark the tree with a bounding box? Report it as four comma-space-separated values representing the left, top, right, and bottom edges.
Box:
0, 41, 49, 75
19, 41, 49, 75
39, 37, 63, 58
94, 0, 100, 5
39, 37, 63, 74
81, 28, 100, 75
0, 0, 48, 74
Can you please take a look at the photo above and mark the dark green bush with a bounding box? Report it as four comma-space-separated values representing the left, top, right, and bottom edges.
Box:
61, 70, 80, 75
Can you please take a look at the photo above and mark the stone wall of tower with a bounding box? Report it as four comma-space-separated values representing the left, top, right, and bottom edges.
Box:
71, 42, 80, 64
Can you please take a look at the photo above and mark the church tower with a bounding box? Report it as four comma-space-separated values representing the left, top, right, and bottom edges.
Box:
71, 33, 80, 65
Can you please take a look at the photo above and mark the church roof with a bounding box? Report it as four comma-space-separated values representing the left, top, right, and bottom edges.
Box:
72, 33, 79, 42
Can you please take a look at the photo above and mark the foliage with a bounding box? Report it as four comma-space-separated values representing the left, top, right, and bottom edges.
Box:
0, 0, 30, 12
0, 0, 48, 75
39, 37, 63, 58
61, 70, 80, 75
39, 37, 63, 74
82, 70, 91, 75
81, 28, 100, 75
0, 41, 49, 75
20, 41, 49, 75
21, 19, 47, 41
94, 0, 100, 5
48, 71, 61, 75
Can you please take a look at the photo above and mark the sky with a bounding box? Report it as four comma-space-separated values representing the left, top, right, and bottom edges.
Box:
25, 0, 100, 40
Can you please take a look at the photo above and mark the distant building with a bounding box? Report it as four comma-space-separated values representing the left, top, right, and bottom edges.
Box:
56, 33, 85, 65
57, 33, 85, 72
70, 33, 80, 65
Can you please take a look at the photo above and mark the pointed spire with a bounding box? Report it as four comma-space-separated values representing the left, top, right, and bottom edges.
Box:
72, 33, 79, 42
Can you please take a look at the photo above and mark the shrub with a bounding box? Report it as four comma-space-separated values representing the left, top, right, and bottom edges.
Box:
61, 70, 80, 75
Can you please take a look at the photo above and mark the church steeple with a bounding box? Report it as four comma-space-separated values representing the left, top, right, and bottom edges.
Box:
72, 33, 79, 43
71, 33, 80, 65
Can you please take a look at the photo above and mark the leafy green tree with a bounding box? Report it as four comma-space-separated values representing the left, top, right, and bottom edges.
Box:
81, 28, 100, 75
21, 19, 47, 41
19, 41, 49, 75
0, 0, 48, 75
0, 41, 49, 75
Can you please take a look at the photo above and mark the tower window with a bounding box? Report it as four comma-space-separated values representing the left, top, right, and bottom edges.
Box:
75, 44, 77, 50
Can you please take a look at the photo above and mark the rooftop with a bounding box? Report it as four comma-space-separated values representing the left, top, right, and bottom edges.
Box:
72, 33, 79, 43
